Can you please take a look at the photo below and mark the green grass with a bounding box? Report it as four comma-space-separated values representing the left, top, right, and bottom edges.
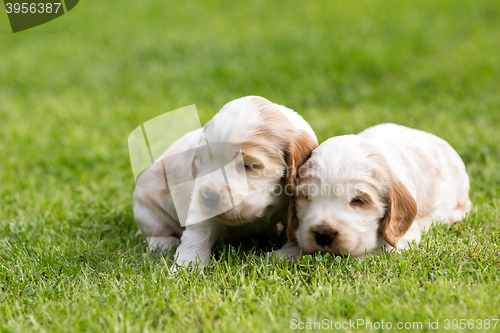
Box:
1, 0, 500, 331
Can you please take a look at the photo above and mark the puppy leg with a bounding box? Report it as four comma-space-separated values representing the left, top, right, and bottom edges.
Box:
449, 197, 472, 223
147, 236, 180, 252
449, 173, 472, 223
415, 216, 433, 233
134, 202, 183, 253
449, 208, 469, 223
396, 222, 421, 250
269, 240, 301, 261
172, 219, 226, 271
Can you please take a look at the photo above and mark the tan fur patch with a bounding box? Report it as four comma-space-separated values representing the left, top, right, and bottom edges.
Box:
248, 97, 318, 244
379, 177, 418, 248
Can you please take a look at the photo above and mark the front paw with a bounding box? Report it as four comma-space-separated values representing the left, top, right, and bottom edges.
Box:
169, 256, 209, 274
268, 240, 302, 262
147, 236, 180, 253
169, 263, 206, 276
268, 247, 301, 262
169, 264, 179, 274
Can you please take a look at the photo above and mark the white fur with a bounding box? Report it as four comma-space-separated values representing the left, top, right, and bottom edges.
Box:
291, 123, 471, 257
133, 96, 317, 269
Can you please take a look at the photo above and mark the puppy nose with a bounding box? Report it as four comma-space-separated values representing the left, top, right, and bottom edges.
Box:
201, 189, 220, 209
314, 231, 337, 246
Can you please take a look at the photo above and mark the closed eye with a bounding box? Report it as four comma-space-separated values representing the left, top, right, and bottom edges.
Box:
350, 197, 365, 207
237, 161, 259, 173
240, 154, 263, 170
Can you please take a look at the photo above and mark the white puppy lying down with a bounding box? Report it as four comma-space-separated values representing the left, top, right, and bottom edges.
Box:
133, 96, 318, 268
284, 123, 471, 258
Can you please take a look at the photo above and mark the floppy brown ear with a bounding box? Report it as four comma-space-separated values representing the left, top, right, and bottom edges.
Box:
284, 131, 317, 244
287, 195, 300, 244
284, 131, 318, 190
379, 177, 418, 248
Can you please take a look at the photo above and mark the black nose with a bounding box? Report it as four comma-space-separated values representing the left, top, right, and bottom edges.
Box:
202, 191, 220, 209
314, 231, 337, 246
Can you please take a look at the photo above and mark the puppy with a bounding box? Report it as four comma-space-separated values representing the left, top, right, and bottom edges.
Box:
133, 96, 318, 268
286, 123, 471, 258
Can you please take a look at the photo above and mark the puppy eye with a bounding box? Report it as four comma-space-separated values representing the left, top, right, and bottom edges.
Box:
350, 197, 364, 206
237, 162, 252, 172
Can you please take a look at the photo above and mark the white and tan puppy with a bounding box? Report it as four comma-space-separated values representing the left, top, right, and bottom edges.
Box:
286, 123, 471, 258
133, 96, 318, 269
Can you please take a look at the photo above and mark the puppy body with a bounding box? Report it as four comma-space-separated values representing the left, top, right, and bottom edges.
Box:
133, 96, 318, 268
289, 123, 471, 257
360, 124, 471, 228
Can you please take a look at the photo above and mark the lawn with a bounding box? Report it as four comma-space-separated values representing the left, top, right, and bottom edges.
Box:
1, 0, 500, 331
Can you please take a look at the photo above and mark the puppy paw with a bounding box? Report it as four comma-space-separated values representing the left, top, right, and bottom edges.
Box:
268, 247, 301, 262
169, 260, 206, 275
147, 236, 180, 253
268, 240, 302, 262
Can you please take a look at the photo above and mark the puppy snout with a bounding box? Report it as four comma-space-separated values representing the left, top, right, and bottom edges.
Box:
201, 188, 220, 209
313, 230, 337, 247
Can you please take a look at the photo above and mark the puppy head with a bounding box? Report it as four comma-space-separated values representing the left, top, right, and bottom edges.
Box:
190, 96, 317, 226
290, 135, 417, 256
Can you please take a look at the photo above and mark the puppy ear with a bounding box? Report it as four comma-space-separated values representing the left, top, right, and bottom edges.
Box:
379, 176, 418, 248
287, 195, 299, 244
284, 131, 318, 190
284, 133, 317, 244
